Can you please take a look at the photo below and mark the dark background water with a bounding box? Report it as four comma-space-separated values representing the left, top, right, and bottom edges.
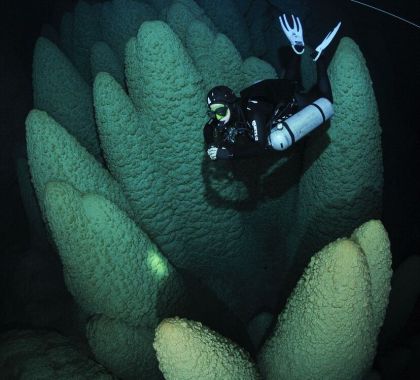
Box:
0, 0, 419, 376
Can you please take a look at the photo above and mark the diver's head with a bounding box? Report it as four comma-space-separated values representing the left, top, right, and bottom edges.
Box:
208, 103, 231, 125
206, 86, 237, 127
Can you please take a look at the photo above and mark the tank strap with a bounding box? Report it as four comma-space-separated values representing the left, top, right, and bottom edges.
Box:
310, 102, 326, 123
281, 121, 295, 144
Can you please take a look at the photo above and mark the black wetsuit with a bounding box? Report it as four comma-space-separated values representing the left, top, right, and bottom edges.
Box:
203, 54, 333, 159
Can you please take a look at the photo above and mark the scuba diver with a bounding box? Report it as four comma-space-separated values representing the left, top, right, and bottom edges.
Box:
204, 14, 341, 160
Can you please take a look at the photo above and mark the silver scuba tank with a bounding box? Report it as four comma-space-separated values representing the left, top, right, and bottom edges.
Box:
268, 97, 334, 151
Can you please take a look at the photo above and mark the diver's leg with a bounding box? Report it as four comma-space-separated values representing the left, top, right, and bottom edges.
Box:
284, 52, 302, 83
315, 55, 333, 103
299, 55, 333, 106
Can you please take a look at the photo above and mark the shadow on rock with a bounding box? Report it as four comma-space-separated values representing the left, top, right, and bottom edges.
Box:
201, 123, 330, 211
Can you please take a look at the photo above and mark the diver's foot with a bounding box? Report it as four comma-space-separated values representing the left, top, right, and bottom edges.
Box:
279, 14, 305, 55
312, 21, 342, 61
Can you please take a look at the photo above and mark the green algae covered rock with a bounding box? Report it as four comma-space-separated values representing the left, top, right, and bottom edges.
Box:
31, 10, 384, 324
185, 20, 243, 92
148, 0, 172, 12
184, 18, 276, 93
87, 315, 163, 380
286, 37, 383, 262
33, 38, 101, 158
244, 0, 270, 57
258, 219, 392, 380
165, 0, 215, 44
0, 330, 114, 379
351, 220, 392, 336
259, 238, 376, 380
241, 56, 278, 87
247, 311, 275, 351
100, 0, 157, 63
103, 20, 287, 319
91, 41, 125, 89
153, 317, 260, 380
43, 181, 186, 328
24, 2, 388, 375
151, 220, 392, 380
25, 109, 132, 220
196, 0, 253, 57
107, 21, 246, 274
73, 1, 103, 83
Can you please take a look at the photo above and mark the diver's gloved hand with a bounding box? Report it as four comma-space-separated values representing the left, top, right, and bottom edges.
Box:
207, 146, 232, 160
279, 14, 304, 55
207, 146, 218, 160
312, 21, 342, 61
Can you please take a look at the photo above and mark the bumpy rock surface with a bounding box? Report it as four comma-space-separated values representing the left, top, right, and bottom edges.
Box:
43, 181, 185, 328
33, 38, 100, 158
258, 238, 378, 380
24, 2, 386, 378
286, 37, 383, 263
0, 330, 114, 379
87, 315, 163, 380
154, 317, 260, 379
26, 109, 132, 220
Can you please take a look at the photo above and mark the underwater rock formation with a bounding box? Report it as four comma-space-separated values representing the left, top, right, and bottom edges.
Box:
258, 220, 392, 380
72, 1, 103, 83
195, 0, 253, 57
86, 315, 163, 379
163, 0, 216, 44
28, 0, 383, 321
352, 220, 393, 337
152, 220, 392, 380
285, 36, 383, 265
154, 317, 260, 379
91, 41, 125, 89
100, 0, 157, 63
42, 180, 186, 328
12, 0, 390, 378
0, 330, 114, 379
26, 110, 132, 221
33, 37, 101, 159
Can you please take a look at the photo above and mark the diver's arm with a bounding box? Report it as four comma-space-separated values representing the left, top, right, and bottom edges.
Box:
204, 119, 236, 160
204, 121, 227, 160
208, 143, 266, 160
215, 147, 233, 160
228, 144, 266, 159
203, 121, 216, 148
204, 120, 265, 160
212, 143, 265, 160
